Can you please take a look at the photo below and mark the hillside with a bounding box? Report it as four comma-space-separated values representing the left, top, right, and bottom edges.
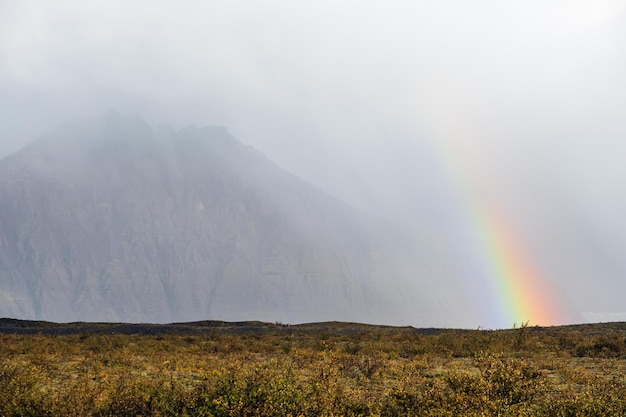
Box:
0, 113, 469, 326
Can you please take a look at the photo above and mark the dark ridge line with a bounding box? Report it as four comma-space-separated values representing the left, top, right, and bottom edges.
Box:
1, 317, 625, 336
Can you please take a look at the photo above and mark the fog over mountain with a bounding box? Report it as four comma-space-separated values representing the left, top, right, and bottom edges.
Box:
0, 113, 476, 326
1, 1, 626, 327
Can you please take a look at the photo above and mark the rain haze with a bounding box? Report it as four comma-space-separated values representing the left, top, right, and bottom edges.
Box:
1, 1, 626, 327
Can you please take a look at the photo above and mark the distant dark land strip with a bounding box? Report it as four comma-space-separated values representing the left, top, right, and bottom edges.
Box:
2, 317, 625, 337
0, 317, 448, 336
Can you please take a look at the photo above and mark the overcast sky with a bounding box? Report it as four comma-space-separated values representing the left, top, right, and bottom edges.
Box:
2, 1, 626, 323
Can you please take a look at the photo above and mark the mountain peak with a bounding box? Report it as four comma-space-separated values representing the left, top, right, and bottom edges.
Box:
0, 115, 468, 327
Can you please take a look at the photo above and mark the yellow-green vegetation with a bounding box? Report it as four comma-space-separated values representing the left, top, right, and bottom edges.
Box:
1, 320, 625, 416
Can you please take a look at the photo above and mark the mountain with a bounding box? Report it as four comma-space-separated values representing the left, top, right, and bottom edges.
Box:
0, 113, 469, 326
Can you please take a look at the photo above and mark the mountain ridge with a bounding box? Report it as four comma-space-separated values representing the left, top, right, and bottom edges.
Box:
0, 114, 470, 326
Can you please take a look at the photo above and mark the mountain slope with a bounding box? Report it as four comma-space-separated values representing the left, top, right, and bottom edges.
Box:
0, 113, 467, 325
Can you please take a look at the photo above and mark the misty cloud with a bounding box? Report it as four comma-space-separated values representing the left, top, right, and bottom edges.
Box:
2, 1, 626, 325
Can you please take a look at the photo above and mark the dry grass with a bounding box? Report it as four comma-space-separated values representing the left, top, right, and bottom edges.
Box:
0, 321, 625, 416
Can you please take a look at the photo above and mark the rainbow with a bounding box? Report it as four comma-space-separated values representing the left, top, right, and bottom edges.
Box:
470, 200, 564, 328
423, 115, 566, 328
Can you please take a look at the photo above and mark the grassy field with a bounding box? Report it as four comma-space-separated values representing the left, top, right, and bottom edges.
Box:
1, 319, 625, 416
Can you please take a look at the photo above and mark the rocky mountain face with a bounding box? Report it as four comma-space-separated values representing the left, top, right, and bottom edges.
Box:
0, 113, 468, 326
